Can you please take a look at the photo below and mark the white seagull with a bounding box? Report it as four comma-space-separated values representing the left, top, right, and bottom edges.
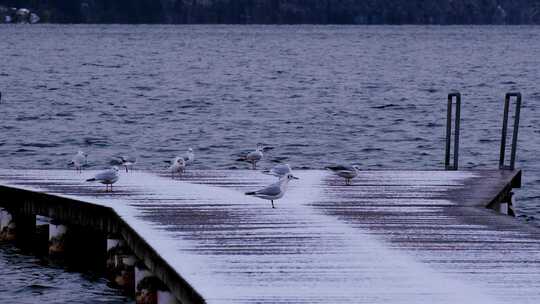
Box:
169, 157, 186, 179
86, 166, 120, 192
239, 144, 272, 170
68, 150, 88, 173
183, 147, 195, 164
118, 155, 137, 173
263, 163, 292, 178
326, 164, 361, 185
245, 173, 299, 208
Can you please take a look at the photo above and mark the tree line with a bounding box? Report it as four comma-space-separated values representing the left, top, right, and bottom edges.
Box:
3, 0, 540, 24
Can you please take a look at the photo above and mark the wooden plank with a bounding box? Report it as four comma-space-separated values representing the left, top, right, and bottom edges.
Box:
0, 169, 538, 304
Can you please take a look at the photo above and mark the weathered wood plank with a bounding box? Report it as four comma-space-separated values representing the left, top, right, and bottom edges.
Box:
0, 169, 538, 304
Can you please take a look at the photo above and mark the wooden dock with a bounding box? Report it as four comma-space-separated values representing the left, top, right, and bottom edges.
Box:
1, 169, 539, 304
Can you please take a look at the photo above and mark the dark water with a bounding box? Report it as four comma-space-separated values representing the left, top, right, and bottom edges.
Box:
0, 244, 130, 303
1, 25, 540, 301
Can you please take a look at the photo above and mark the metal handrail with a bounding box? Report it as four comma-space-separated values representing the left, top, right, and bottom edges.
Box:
445, 92, 461, 170
499, 92, 522, 170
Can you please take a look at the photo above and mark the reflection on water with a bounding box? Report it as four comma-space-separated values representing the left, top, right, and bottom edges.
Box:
0, 243, 132, 303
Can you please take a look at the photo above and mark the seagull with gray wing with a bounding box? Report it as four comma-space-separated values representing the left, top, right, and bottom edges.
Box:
68, 150, 88, 173
262, 163, 292, 178
238, 144, 272, 170
118, 155, 136, 173
245, 173, 299, 208
86, 166, 120, 192
183, 147, 195, 164
326, 164, 361, 185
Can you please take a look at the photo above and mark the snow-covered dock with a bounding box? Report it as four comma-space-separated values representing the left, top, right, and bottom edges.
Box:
1, 169, 539, 304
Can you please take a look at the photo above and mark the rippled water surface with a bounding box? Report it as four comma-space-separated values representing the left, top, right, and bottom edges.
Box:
0, 244, 130, 303
1, 24, 540, 301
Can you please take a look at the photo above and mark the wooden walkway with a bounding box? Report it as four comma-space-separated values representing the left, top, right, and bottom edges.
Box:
1, 169, 539, 304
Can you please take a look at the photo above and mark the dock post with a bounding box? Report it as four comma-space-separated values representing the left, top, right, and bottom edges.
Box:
0, 208, 9, 233
34, 216, 50, 256
119, 254, 137, 294
13, 213, 36, 250
107, 237, 126, 253
507, 192, 516, 216
445, 92, 461, 170
498, 201, 509, 215
135, 262, 159, 304
1, 209, 36, 247
499, 92, 521, 170
0, 208, 16, 241
135, 262, 179, 304
48, 221, 68, 257
493, 191, 516, 216
106, 235, 136, 294
106, 236, 125, 279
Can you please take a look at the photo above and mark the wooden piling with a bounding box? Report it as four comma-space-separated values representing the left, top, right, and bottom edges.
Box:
34, 215, 50, 256
0, 208, 16, 242
135, 263, 159, 304
48, 221, 67, 257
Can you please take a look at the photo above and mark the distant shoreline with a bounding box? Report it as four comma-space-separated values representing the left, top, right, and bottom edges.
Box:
1, 22, 539, 26
2, 1, 540, 25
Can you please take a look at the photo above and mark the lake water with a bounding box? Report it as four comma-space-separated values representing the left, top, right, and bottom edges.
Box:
0, 25, 539, 302
0, 243, 130, 303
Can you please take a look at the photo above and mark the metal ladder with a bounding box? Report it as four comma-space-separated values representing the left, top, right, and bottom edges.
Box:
444, 92, 521, 171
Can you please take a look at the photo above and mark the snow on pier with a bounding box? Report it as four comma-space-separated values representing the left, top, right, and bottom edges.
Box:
0, 169, 538, 304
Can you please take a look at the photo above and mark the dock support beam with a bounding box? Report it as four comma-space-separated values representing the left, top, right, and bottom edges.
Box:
1, 209, 38, 250
13, 213, 36, 250
0, 208, 16, 241
49, 221, 68, 257
136, 263, 159, 304
136, 263, 179, 304
118, 254, 137, 293
34, 216, 50, 256
445, 92, 461, 170
107, 236, 136, 294
489, 191, 516, 216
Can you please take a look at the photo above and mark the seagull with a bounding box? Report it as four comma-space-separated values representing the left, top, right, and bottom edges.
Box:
68, 150, 88, 173
245, 146, 263, 169
238, 144, 272, 170
326, 164, 361, 185
117, 155, 136, 173
169, 157, 186, 179
183, 147, 195, 164
245, 173, 299, 208
262, 164, 292, 178
86, 166, 120, 192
